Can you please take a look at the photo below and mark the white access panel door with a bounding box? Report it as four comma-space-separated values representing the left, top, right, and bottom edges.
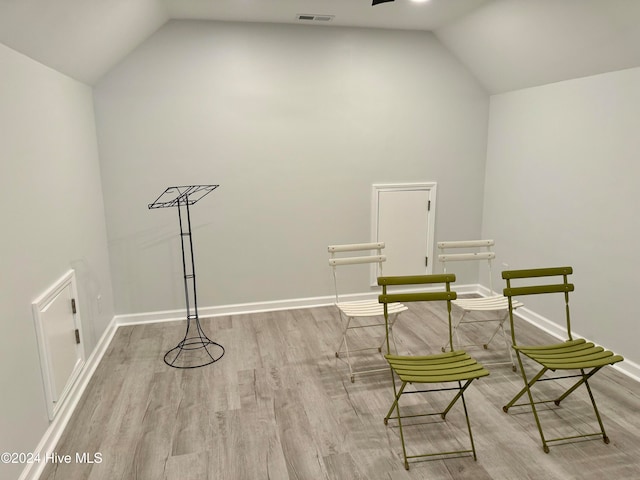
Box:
33, 270, 85, 420
373, 183, 436, 278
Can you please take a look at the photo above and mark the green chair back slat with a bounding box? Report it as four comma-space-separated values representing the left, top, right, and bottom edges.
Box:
501, 266, 572, 279
504, 283, 574, 297
379, 291, 456, 304
378, 274, 456, 286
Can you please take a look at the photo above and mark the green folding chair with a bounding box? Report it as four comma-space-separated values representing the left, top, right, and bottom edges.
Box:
378, 274, 490, 470
502, 266, 624, 453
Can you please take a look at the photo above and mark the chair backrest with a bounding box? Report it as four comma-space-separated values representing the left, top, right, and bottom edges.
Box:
502, 266, 574, 346
328, 242, 386, 304
378, 274, 457, 353
438, 239, 497, 294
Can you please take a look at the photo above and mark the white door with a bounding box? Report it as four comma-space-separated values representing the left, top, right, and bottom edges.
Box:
33, 270, 85, 419
372, 183, 436, 278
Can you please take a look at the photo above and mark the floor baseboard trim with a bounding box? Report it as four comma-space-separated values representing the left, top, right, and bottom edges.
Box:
114, 284, 482, 326
114, 295, 335, 326
19, 317, 118, 480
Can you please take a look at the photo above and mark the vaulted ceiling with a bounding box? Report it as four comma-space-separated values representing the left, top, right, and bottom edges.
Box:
2, 0, 640, 93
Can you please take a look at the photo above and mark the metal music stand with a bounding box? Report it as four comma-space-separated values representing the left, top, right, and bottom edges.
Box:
148, 185, 225, 368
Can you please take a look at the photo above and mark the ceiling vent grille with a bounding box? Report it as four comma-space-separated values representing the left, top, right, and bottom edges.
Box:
296, 14, 335, 22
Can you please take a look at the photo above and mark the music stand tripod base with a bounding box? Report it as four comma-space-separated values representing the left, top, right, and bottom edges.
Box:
163, 315, 224, 369
149, 185, 225, 369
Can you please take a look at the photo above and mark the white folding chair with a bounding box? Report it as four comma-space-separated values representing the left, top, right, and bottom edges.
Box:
328, 242, 408, 382
438, 239, 522, 371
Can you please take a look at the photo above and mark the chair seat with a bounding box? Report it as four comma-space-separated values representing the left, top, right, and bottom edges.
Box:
453, 295, 523, 312
337, 299, 407, 317
516, 338, 625, 370
385, 350, 490, 383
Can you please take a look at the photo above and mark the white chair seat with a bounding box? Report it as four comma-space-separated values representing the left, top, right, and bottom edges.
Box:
453, 295, 523, 312
337, 299, 408, 317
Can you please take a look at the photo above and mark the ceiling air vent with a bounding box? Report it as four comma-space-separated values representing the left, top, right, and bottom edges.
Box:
296, 14, 335, 22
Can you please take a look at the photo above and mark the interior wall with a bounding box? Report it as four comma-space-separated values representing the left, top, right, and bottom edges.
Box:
482, 66, 640, 367
0, 43, 115, 477
94, 20, 490, 315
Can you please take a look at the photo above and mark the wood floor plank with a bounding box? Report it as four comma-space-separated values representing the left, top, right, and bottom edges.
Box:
164, 452, 208, 480
322, 452, 368, 480
274, 387, 331, 479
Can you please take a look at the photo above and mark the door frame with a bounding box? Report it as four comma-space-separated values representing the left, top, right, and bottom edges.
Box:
371, 182, 437, 284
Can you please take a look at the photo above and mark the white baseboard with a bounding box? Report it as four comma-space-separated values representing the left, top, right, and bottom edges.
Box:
613, 358, 640, 383
114, 283, 483, 326
19, 317, 118, 480
114, 295, 336, 326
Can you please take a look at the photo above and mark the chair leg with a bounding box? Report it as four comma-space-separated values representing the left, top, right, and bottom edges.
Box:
504, 353, 550, 452
336, 310, 399, 382
580, 369, 610, 444
385, 377, 479, 468
507, 360, 614, 451
495, 311, 517, 371
548, 367, 610, 444
441, 379, 473, 420
441, 379, 480, 460
379, 312, 399, 355
442, 310, 517, 371
384, 381, 410, 470
384, 367, 401, 424
441, 310, 467, 352
334, 314, 354, 381
503, 364, 548, 412
334, 314, 351, 358
553, 366, 602, 405
459, 382, 478, 461
473, 311, 517, 369
480, 315, 505, 348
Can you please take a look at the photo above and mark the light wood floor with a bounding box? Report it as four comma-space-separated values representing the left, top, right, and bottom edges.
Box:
41, 301, 640, 480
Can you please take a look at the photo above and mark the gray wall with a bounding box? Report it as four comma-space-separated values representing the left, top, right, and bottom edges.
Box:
0, 44, 115, 478
482, 66, 640, 366
94, 20, 490, 315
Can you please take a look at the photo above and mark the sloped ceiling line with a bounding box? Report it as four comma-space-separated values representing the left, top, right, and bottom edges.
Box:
1, 0, 640, 92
